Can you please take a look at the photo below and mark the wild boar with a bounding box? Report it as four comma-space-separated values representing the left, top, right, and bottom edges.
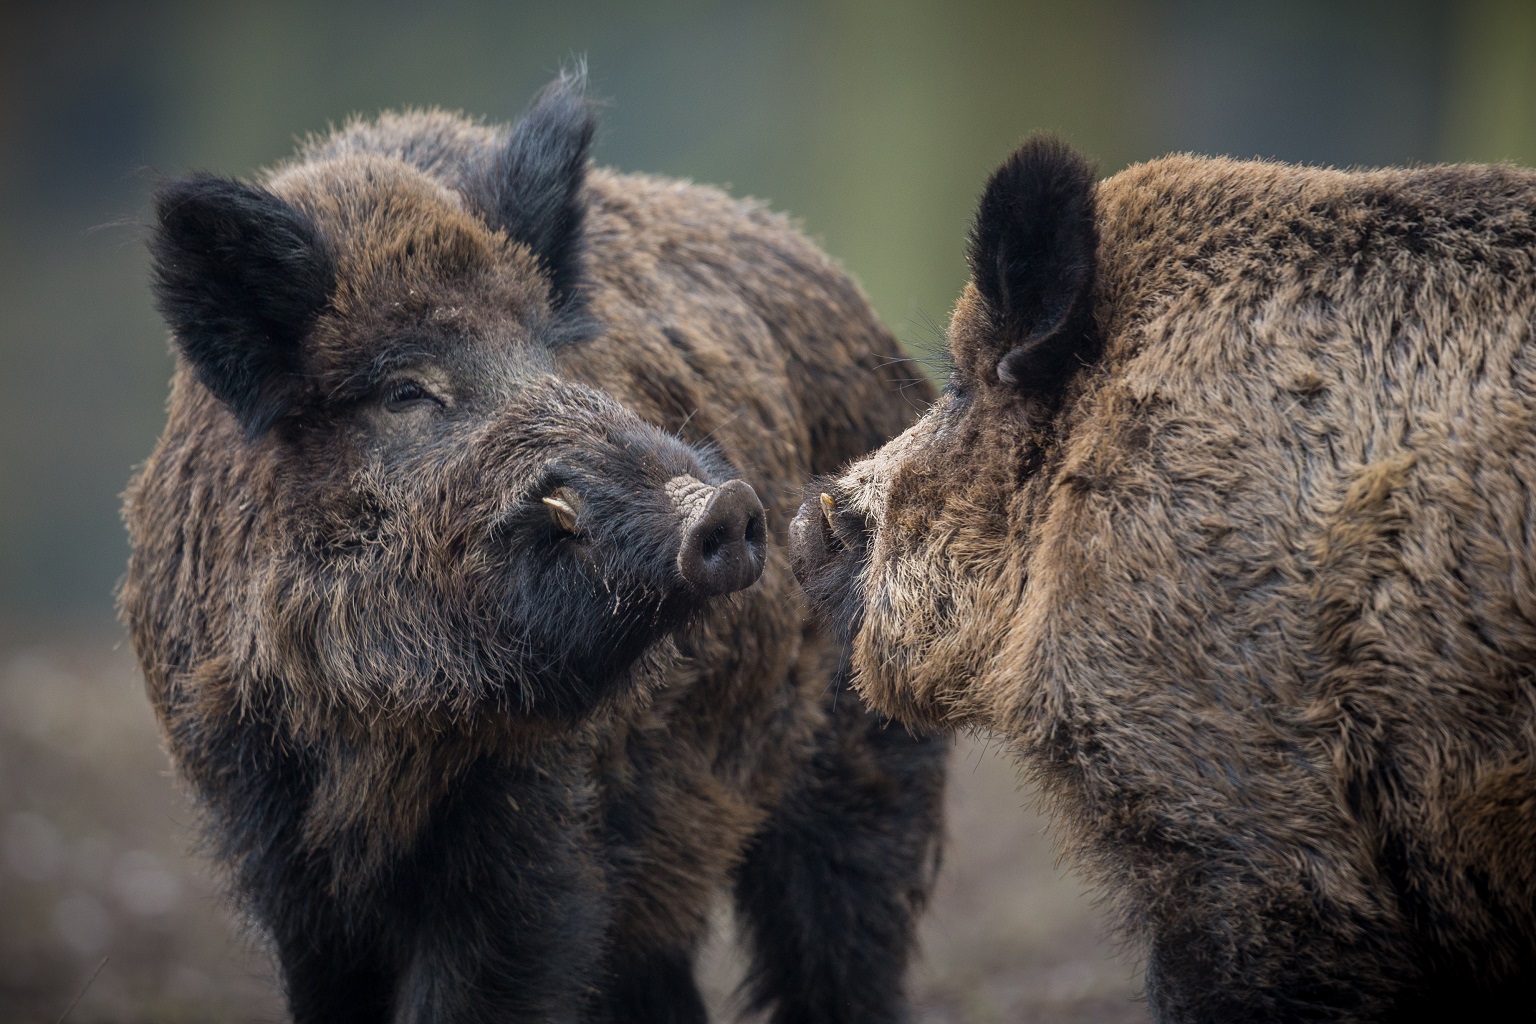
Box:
122, 71, 946, 1024
793, 136, 1536, 1022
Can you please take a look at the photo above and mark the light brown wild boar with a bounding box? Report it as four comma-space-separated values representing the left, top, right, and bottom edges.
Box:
121, 71, 945, 1024
792, 136, 1536, 1022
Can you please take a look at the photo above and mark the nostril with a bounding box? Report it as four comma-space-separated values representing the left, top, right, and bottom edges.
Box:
744, 508, 766, 548
700, 522, 729, 561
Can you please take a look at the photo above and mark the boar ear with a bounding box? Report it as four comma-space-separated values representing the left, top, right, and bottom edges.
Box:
150, 174, 333, 436
483, 67, 596, 311
967, 134, 1099, 396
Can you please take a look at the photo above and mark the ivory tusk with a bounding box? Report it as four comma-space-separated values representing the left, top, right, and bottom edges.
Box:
819, 492, 837, 526
543, 487, 583, 533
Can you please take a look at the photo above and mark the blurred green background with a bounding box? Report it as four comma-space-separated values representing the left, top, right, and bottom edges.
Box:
2, 1, 1536, 1020
2, 0, 1534, 626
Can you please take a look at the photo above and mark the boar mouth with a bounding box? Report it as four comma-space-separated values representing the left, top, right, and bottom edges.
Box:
789, 483, 871, 643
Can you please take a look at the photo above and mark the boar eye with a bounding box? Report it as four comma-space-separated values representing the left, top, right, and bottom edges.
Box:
382, 380, 444, 412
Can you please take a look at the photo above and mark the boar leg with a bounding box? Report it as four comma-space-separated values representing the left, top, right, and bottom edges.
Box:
269, 914, 393, 1024
247, 830, 393, 1024
1138, 859, 1407, 1023
732, 692, 948, 1024
597, 945, 709, 1024
389, 758, 608, 1024
207, 727, 396, 1024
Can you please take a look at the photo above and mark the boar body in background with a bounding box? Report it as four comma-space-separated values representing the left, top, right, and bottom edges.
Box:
793, 138, 1536, 1022
121, 74, 946, 1024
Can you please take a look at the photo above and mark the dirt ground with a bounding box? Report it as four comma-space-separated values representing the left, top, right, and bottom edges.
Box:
0, 630, 1147, 1023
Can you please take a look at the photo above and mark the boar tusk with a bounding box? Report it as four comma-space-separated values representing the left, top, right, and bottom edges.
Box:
543, 496, 579, 532
543, 487, 583, 533
820, 492, 837, 527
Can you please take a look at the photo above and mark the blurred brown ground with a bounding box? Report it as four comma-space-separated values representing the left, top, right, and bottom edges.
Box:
0, 629, 1143, 1023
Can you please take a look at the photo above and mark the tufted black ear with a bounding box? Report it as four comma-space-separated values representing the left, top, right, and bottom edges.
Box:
150, 174, 333, 436
967, 134, 1099, 395
482, 68, 596, 311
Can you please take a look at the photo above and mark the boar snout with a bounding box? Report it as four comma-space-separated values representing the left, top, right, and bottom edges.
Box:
670, 477, 766, 596
789, 491, 838, 584
787, 486, 872, 641
791, 487, 864, 589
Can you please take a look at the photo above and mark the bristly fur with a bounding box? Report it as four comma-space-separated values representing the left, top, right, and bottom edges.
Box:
964, 134, 1099, 397
123, 76, 947, 1023
150, 173, 335, 436
794, 139, 1536, 1023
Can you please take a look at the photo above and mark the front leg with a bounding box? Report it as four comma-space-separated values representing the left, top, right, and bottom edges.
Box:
1137, 856, 1408, 1024
595, 945, 708, 1024
732, 691, 948, 1024
391, 757, 609, 1024
236, 794, 396, 1023
197, 720, 398, 1024
269, 910, 395, 1024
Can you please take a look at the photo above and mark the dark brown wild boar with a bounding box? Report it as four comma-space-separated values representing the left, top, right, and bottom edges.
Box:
792, 136, 1536, 1023
120, 71, 945, 1024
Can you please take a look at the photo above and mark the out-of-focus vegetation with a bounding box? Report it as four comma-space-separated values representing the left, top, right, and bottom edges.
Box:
1, 1, 1533, 1019
2, 0, 1533, 622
